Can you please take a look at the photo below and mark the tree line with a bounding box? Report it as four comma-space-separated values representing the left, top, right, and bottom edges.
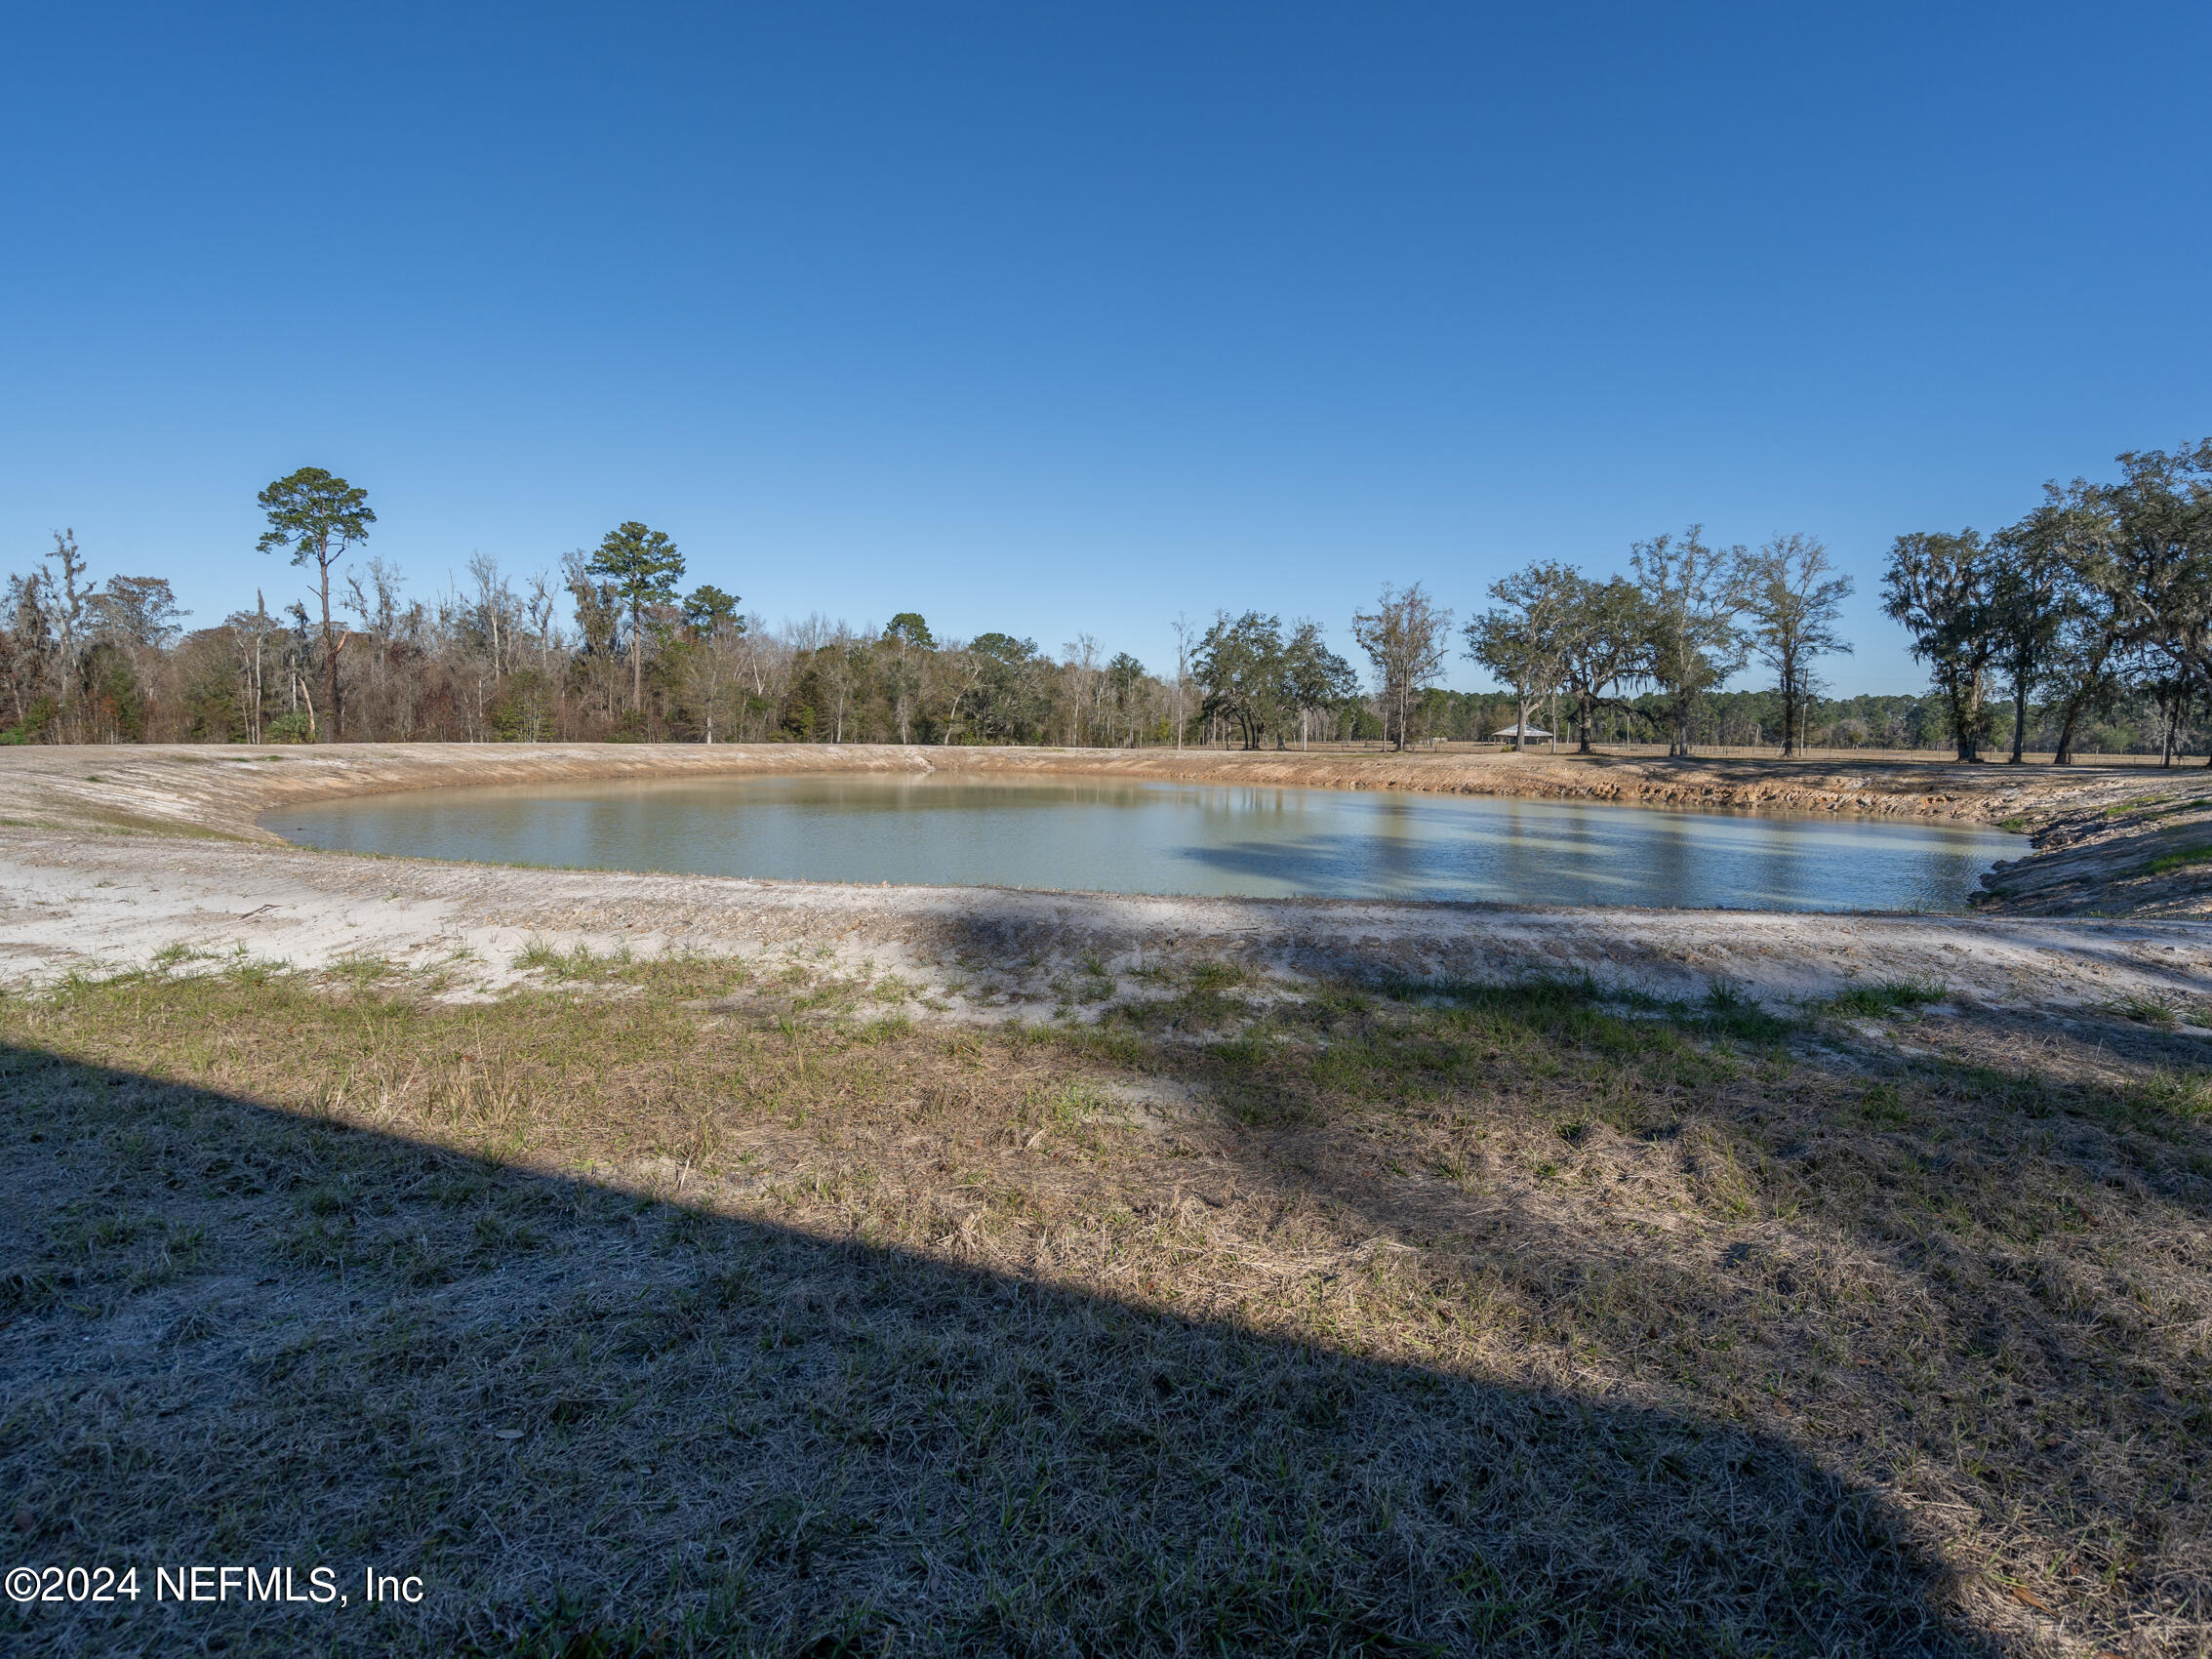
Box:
1881, 441, 2212, 764
4, 446, 2208, 758
1461, 530, 1852, 758
1339, 437, 2212, 765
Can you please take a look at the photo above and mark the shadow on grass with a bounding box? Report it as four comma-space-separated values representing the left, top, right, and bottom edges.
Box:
0, 1037, 1990, 1658
1067, 959, 2212, 1645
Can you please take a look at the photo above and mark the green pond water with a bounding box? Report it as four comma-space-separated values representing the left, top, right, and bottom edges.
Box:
265, 773, 2018, 911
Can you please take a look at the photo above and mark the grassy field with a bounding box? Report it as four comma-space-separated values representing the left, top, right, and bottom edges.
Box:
2, 948, 2208, 1656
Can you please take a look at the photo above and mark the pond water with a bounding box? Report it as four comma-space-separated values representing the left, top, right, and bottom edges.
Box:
266, 773, 2017, 911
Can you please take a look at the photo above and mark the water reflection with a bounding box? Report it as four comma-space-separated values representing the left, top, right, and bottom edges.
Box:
268, 772, 2017, 912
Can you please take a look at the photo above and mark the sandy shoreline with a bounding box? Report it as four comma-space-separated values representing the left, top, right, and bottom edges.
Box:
4, 823, 2208, 1021
2, 742, 2207, 1012
0, 739, 2150, 840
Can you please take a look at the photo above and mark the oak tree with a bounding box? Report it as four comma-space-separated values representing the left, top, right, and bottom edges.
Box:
1467, 562, 1576, 751
1881, 530, 1994, 761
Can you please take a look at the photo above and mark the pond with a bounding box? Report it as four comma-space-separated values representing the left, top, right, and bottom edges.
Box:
266, 773, 2018, 911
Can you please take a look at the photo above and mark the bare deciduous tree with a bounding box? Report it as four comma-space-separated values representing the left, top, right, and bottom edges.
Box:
1351, 583, 1453, 751
1633, 528, 1746, 757
1735, 534, 1852, 756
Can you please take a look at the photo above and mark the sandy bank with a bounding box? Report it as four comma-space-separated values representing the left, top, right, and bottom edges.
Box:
0, 738, 2142, 838
4, 740, 2209, 919
1, 744, 2205, 1010
3, 827, 2207, 1022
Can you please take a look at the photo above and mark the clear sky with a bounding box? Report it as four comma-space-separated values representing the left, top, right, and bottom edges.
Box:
5, 2, 2208, 697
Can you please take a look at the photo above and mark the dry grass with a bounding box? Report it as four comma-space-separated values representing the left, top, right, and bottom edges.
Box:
2, 951, 2209, 1656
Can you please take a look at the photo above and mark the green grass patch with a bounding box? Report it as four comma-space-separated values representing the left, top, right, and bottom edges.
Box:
513, 937, 628, 982
149, 941, 219, 971
1858, 1082, 1912, 1126
2106, 991, 2179, 1029
1828, 979, 1947, 1018
1687, 980, 1802, 1043
2138, 1068, 2212, 1121
1186, 959, 1256, 992
2143, 843, 2212, 876
2103, 794, 2212, 823
324, 951, 396, 987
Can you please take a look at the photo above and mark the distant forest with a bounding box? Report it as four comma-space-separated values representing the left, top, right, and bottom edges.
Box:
5, 441, 2209, 761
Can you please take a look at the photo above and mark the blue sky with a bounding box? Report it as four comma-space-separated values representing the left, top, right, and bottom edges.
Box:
4, 2, 2208, 697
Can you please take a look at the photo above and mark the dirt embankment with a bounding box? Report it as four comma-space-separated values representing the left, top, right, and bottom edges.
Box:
1973, 780, 2212, 916
3, 740, 2208, 917
0, 738, 2161, 830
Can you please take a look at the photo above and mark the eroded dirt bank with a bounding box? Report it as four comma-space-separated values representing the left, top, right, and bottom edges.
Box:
4, 827, 2207, 1021
1974, 781, 2212, 916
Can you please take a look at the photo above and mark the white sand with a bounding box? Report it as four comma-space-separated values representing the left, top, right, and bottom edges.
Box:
4, 828, 2206, 1020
